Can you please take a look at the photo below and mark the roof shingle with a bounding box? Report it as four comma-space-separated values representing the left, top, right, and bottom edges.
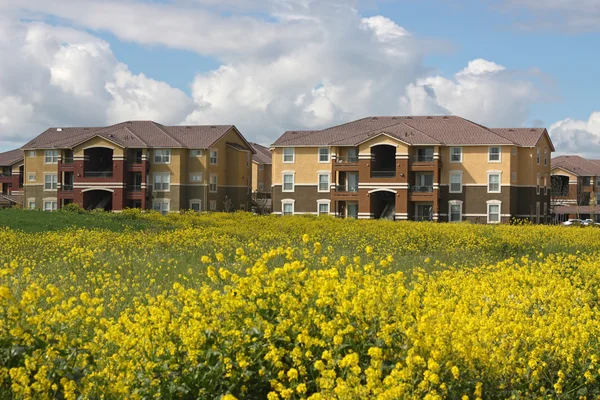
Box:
552, 155, 600, 176
0, 149, 24, 166
250, 143, 272, 164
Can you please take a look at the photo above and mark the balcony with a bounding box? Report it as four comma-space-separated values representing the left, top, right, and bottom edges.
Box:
335, 185, 359, 193
84, 171, 113, 178
130, 185, 142, 192
62, 157, 74, 164
61, 185, 74, 192
411, 155, 434, 162
410, 185, 433, 193
371, 170, 396, 178
335, 156, 359, 164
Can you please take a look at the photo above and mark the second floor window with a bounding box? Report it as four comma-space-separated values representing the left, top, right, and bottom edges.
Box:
210, 150, 218, 165
45, 150, 58, 164
283, 148, 294, 163
44, 174, 57, 190
583, 177, 592, 186
154, 174, 170, 191
154, 149, 171, 163
450, 147, 462, 162
488, 173, 500, 193
190, 149, 203, 157
319, 148, 330, 163
190, 173, 203, 182
536, 148, 540, 164
488, 147, 501, 162
283, 173, 294, 192
544, 149, 548, 166
318, 173, 330, 192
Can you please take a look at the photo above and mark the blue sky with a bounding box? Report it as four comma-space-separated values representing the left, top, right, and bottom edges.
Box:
0, 0, 599, 155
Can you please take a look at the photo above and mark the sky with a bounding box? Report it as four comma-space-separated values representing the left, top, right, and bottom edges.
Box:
0, 0, 599, 156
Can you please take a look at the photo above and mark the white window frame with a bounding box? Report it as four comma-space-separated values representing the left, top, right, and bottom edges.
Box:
449, 171, 463, 193
317, 199, 331, 216
449, 147, 462, 163
317, 172, 330, 193
544, 149, 548, 166
27, 173, 36, 182
259, 164, 264, 171
282, 199, 295, 216
536, 147, 540, 165
189, 199, 202, 212
512, 147, 517, 156
448, 200, 463, 223
27, 150, 36, 158
189, 173, 203, 183
318, 148, 330, 163
536, 173, 540, 195
511, 171, 517, 183
152, 199, 170, 214
44, 150, 58, 164
209, 174, 218, 193
487, 200, 502, 224
190, 149, 204, 157
44, 174, 58, 191
536, 202, 540, 224
27, 198, 36, 209
43, 198, 58, 212
283, 148, 295, 163
544, 175, 548, 195
207, 149, 218, 165
209, 200, 217, 211
282, 172, 295, 193
487, 171, 501, 194
488, 147, 501, 163
153, 173, 171, 192
154, 149, 171, 164
258, 182, 264, 191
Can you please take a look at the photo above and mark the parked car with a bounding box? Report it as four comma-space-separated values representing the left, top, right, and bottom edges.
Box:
582, 219, 600, 226
562, 219, 583, 226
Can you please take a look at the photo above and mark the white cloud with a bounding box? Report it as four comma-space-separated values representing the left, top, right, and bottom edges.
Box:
549, 112, 600, 157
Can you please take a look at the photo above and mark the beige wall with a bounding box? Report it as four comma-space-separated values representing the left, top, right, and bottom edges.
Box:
357, 135, 410, 155
440, 145, 511, 185
272, 147, 332, 185
73, 137, 125, 157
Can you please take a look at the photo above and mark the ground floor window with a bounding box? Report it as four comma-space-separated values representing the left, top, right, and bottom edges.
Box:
449, 200, 462, 222
282, 201, 294, 216
347, 202, 358, 219
209, 200, 217, 211
190, 200, 202, 212
43, 200, 57, 211
487, 201, 501, 224
153, 200, 170, 215
28, 199, 35, 209
318, 201, 330, 215
415, 203, 433, 221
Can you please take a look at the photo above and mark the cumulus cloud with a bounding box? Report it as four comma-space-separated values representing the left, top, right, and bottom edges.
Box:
549, 112, 600, 157
0, 0, 555, 149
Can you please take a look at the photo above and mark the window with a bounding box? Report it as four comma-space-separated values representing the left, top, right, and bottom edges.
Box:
152, 200, 170, 215
487, 201, 501, 224
45, 150, 58, 164
448, 201, 462, 223
347, 203, 359, 219
43, 200, 57, 212
544, 175, 548, 195
449, 171, 462, 193
209, 174, 218, 193
488, 173, 501, 193
259, 164, 264, 171
44, 174, 57, 190
258, 182, 264, 191
153, 174, 171, 191
347, 148, 359, 162
318, 148, 330, 163
283, 148, 295, 163
536, 202, 540, 224
511, 172, 517, 183
282, 201, 294, 216
318, 202, 330, 215
28, 199, 35, 209
536, 174, 540, 195
512, 147, 517, 156
544, 149, 548, 166
246, 153, 250, 168
488, 147, 501, 162
209, 200, 217, 211
190, 149, 203, 157
450, 147, 462, 163
189, 173, 203, 183
536, 148, 540, 165
583, 177, 592, 186
318, 173, 330, 192
190, 200, 202, 212
27, 150, 36, 158
282, 173, 294, 192
209, 149, 218, 165
543, 202, 547, 221
28, 173, 36, 182
154, 149, 171, 163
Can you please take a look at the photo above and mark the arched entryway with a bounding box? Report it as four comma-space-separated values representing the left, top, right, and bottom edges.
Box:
370, 189, 396, 220
83, 189, 113, 211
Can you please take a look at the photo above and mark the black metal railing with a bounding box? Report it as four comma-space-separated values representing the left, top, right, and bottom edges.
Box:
130, 185, 142, 192
335, 185, 359, 193
0, 173, 11, 177
370, 170, 396, 178
336, 156, 359, 163
62, 158, 74, 164
412, 155, 434, 162
410, 185, 434, 193
61, 185, 73, 192
84, 171, 113, 178
411, 215, 433, 222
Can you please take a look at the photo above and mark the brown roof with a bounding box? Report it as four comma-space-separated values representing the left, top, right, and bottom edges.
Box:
552, 155, 600, 177
21, 121, 244, 150
491, 128, 554, 150
250, 142, 272, 164
272, 116, 544, 147
0, 149, 24, 166
553, 205, 600, 214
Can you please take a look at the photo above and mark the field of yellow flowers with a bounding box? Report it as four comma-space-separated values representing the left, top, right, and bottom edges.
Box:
2, 209, 600, 399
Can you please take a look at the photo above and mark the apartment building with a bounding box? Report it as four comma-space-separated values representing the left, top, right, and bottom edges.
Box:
250, 142, 272, 213
271, 116, 553, 223
0, 149, 24, 208
551, 155, 600, 221
21, 121, 254, 213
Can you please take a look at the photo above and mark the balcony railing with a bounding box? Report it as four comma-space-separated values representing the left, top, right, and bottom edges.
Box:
61, 185, 74, 192
130, 185, 142, 192
410, 185, 434, 193
335, 185, 359, 193
336, 156, 359, 164
0, 173, 11, 177
412, 155, 434, 162
371, 170, 396, 178
411, 215, 433, 222
84, 171, 113, 178
62, 158, 74, 164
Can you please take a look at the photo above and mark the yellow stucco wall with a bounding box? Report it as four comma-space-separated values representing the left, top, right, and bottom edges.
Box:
440, 146, 512, 184
24, 150, 58, 186
73, 136, 125, 157
272, 147, 332, 185
357, 135, 409, 155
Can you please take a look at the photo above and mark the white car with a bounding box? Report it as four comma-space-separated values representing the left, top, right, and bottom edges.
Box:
562, 219, 583, 226
582, 219, 600, 226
